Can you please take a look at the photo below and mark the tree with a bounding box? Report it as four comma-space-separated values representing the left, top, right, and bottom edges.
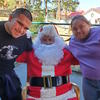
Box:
26, 0, 45, 32
62, 0, 79, 12
52, 0, 79, 20
0, 0, 5, 8
44, 0, 51, 22
7, 0, 16, 9
4, 0, 8, 8
57, 0, 61, 20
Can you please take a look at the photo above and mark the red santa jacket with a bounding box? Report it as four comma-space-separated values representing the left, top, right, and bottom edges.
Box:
16, 48, 79, 98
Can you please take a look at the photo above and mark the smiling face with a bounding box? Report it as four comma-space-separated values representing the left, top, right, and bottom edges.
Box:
71, 19, 91, 40
71, 15, 91, 41
6, 14, 31, 38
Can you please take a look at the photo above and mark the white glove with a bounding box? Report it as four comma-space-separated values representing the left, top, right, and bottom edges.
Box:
26, 30, 32, 38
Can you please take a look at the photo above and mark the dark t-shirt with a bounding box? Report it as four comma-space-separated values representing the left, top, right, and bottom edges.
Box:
0, 21, 32, 71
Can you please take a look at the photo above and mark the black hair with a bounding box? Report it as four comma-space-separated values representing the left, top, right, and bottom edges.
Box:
71, 15, 91, 28
11, 8, 32, 21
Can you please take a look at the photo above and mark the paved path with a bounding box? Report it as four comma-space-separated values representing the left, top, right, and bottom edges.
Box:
15, 63, 84, 100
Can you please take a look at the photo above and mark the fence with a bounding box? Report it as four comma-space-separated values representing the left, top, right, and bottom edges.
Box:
31, 22, 72, 43
31, 22, 100, 73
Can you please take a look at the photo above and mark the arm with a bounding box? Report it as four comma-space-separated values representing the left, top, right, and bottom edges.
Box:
16, 51, 27, 63
71, 53, 79, 65
24, 30, 33, 51
64, 46, 79, 65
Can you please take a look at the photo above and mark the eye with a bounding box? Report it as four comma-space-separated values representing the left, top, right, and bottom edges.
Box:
17, 20, 29, 30
17, 20, 23, 26
42, 37, 47, 41
72, 27, 77, 32
24, 27, 29, 30
48, 38, 52, 41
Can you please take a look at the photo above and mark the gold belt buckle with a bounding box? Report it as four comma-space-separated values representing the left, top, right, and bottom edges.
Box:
43, 75, 52, 89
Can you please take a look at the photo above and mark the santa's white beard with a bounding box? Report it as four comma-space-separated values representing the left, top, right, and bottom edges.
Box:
33, 37, 65, 66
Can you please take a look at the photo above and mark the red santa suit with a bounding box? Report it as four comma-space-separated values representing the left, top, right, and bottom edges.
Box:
16, 25, 79, 100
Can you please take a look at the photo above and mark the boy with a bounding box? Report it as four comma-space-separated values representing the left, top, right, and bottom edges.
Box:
0, 8, 32, 100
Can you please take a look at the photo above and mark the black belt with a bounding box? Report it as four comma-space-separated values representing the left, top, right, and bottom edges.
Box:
30, 76, 68, 88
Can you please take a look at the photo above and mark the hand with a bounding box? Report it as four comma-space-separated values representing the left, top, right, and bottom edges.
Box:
26, 30, 32, 38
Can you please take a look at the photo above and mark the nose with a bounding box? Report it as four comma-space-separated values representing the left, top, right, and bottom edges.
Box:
77, 28, 81, 33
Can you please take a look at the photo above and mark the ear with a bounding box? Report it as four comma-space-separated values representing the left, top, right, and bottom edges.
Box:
8, 15, 13, 21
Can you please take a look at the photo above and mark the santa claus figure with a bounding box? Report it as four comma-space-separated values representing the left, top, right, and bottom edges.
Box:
16, 25, 79, 100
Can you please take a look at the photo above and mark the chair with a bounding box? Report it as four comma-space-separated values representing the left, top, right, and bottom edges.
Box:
22, 82, 29, 100
22, 82, 80, 100
22, 86, 27, 100
71, 82, 80, 100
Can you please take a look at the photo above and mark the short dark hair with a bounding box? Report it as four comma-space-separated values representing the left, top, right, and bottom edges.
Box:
11, 8, 32, 22
71, 15, 91, 27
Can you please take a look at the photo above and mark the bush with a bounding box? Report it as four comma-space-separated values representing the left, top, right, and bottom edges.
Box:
29, 11, 45, 37
0, 9, 11, 17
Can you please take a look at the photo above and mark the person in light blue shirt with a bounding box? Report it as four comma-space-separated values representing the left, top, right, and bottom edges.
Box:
68, 15, 100, 100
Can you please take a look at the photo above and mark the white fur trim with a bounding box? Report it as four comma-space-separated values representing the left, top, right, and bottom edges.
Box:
33, 37, 65, 66
42, 65, 55, 76
27, 88, 77, 100
41, 87, 56, 98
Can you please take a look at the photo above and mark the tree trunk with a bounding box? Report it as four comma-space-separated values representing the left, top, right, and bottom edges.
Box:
45, 0, 48, 22
56, 0, 61, 20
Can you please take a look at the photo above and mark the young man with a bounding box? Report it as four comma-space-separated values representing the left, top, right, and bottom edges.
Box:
0, 8, 32, 100
17, 25, 79, 100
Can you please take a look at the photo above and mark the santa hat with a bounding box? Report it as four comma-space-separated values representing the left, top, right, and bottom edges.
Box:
38, 25, 59, 39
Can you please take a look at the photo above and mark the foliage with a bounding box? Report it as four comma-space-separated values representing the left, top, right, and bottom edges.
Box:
0, 0, 4, 7
50, 0, 79, 12
29, 11, 45, 33
26, 0, 45, 33
34, 0, 42, 10
28, 0, 79, 35
62, 0, 79, 12
0, 9, 11, 17
7, 0, 16, 9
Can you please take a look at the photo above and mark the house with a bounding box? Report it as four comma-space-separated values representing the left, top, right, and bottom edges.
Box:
84, 7, 100, 24
66, 10, 84, 23
68, 10, 84, 18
